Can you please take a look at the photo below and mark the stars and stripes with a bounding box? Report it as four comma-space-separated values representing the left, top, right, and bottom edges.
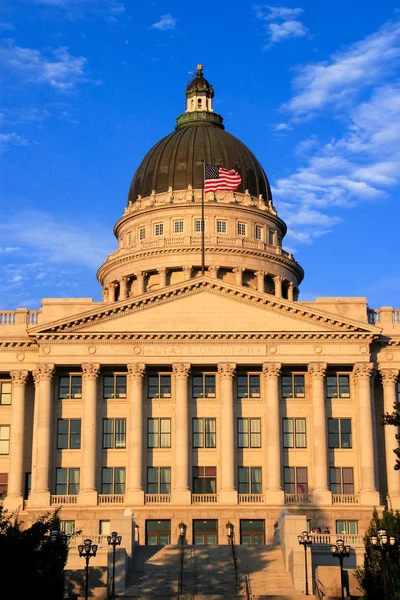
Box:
204, 164, 242, 193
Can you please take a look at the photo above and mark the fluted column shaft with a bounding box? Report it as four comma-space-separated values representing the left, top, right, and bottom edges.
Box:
263, 363, 284, 504
381, 369, 400, 508
127, 363, 145, 504
308, 363, 331, 504
287, 282, 294, 301
255, 271, 265, 293
137, 272, 145, 295
173, 363, 191, 504
80, 363, 100, 503
108, 283, 116, 303
273, 276, 284, 298
233, 267, 244, 286
119, 277, 128, 300
158, 268, 167, 288
218, 363, 237, 504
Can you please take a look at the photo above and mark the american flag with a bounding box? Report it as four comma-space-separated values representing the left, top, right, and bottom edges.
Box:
204, 164, 242, 193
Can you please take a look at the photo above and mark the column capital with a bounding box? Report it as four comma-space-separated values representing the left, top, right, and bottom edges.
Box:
182, 265, 192, 276
33, 364, 55, 385
380, 368, 399, 386
158, 267, 167, 275
82, 363, 101, 380
10, 370, 29, 386
120, 275, 129, 285
208, 265, 220, 278
108, 281, 117, 290
353, 362, 375, 381
273, 275, 285, 284
232, 267, 245, 274
255, 270, 265, 279
262, 362, 281, 378
102, 288, 108, 302
288, 281, 295, 290
172, 363, 191, 379
218, 363, 236, 379
136, 271, 147, 281
308, 362, 327, 379
127, 362, 146, 380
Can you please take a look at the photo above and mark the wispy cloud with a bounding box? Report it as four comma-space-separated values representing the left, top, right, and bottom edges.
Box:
0, 22, 14, 31
28, 0, 126, 23
253, 5, 308, 49
151, 14, 177, 31
0, 132, 28, 151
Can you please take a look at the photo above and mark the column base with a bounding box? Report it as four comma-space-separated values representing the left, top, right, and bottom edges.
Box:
359, 489, 381, 506
78, 490, 98, 505
219, 489, 238, 505
265, 489, 285, 506
3, 495, 24, 512
29, 490, 51, 507
125, 490, 145, 505
172, 489, 192, 505
312, 489, 332, 506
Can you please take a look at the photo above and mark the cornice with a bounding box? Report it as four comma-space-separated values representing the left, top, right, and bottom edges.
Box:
0, 341, 39, 351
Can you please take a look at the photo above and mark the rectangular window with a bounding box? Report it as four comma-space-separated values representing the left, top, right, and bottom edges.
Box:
0, 382, 11, 405
237, 418, 261, 448
0, 473, 8, 498
99, 520, 110, 535
102, 419, 126, 449
126, 231, 132, 246
192, 374, 216, 398
255, 225, 262, 240
238, 467, 262, 494
326, 374, 350, 398
0, 425, 10, 454
336, 520, 358, 535
192, 466, 216, 494
147, 418, 171, 448
217, 220, 227, 234
238, 222, 247, 236
283, 418, 306, 448
58, 375, 82, 399
101, 467, 126, 494
154, 223, 164, 237
56, 468, 80, 495
147, 467, 171, 494
57, 419, 81, 449
328, 418, 352, 448
268, 229, 275, 245
194, 218, 206, 233
60, 521, 75, 536
329, 467, 354, 494
139, 226, 146, 241
284, 467, 308, 494
193, 418, 216, 448
237, 373, 260, 398
148, 374, 171, 398
174, 220, 184, 234
281, 374, 305, 398
103, 374, 127, 399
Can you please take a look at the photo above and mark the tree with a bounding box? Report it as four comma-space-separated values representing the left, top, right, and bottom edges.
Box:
382, 397, 400, 470
355, 508, 400, 600
0, 508, 70, 599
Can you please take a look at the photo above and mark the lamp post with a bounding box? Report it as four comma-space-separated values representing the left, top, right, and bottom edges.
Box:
178, 522, 186, 599
298, 531, 312, 595
226, 522, 239, 591
370, 529, 397, 600
330, 539, 351, 600
78, 538, 98, 600
107, 531, 122, 599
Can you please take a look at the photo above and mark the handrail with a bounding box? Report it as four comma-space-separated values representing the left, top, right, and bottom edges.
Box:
177, 538, 185, 599
229, 536, 240, 593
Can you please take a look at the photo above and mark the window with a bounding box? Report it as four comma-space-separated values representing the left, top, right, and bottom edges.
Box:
60, 521, 75, 536
282, 418, 306, 448
147, 467, 171, 494
101, 467, 125, 494
139, 226, 146, 241
56, 468, 80, 495
174, 220, 184, 234
0, 473, 8, 497
192, 374, 216, 398
237, 373, 260, 398
195, 218, 205, 233
284, 467, 308, 494
238, 222, 246, 236
193, 418, 216, 448
99, 520, 110, 535
217, 220, 227, 234
148, 374, 171, 398
193, 466, 216, 494
154, 223, 164, 237
282, 374, 305, 398
58, 375, 82, 399
336, 520, 358, 535
268, 229, 275, 245
255, 225, 262, 240
238, 467, 262, 494
329, 467, 354, 494
126, 231, 132, 246
148, 418, 171, 448
240, 520, 265, 545
57, 419, 81, 449
0, 426, 10, 454
0, 382, 11, 405
397, 381, 400, 402
193, 519, 218, 545
24, 473, 31, 500
326, 374, 350, 398
328, 419, 352, 448
102, 419, 126, 449
103, 374, 127, 399
146, 520, 171, 546
237, 418, 261, 448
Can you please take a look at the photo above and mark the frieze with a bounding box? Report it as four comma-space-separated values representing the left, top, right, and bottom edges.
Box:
141, 344, 267, 357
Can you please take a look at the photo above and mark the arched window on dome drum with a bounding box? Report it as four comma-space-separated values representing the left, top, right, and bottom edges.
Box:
197, 98, 202, 109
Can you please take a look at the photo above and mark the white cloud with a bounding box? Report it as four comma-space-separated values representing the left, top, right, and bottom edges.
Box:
253, 5, 308, 48
0, 247, 20, 253
267, 20, 308, 44
151, 14, 177, 31
0, 22, 14, 30
0, 132, 28, 151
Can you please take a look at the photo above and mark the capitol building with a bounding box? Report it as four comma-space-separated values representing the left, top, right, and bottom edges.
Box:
1, 65, 399, 595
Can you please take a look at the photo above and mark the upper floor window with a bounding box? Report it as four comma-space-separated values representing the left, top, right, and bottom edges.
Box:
58, 375, 82, 400
193, 466, 216, 494
174, 220, 184, 234
336, 520, 358, 535
195, 218, 206, 233
56, 467, 80, 495
282, 418, 306, 448
101, 467, 125, 494
238, 418, 261, 448
0, 473, 8, 497
0, 382, 11, 405
327, 374, 350, 398
238, 222, 247, 236
282, 374, 305, 398
0, 425, 10, 454
237, 373, 260, 399
148, 374, 171, 398
268, 229, 275, 245
147, 467, 171, 494
103, 375, 127, 399
154, 223, 164, 237
329, 467, 354, 494
148, 418, 171, 448
60, 520, 75, 536
328, 418, 352, 448
57, 419, 81, 449
103, 419, 126, 449
217, 220, 227, 234
126, 231, 132, 246
193, 418, 216, 448
139, 226, 146, 241
192, 374, 216, 398
284, 466, 308, 494
99, 520, 110, 535
238, 467, 262, 494
255, 225, 262, 240
396, 381, 400, 402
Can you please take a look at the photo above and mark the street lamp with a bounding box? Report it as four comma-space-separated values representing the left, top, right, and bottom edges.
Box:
330, 539, 351, 600
178, 522, 186, 599
298, 531, 312, 596
107, 531, 122, 599
78, 538, 98, 600
179, 522, 187, 541
226, 522, 239, 591
370, 529, 397, 600
226, 521, 234, 542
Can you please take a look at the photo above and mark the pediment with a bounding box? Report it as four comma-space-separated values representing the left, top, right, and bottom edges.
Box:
29, 278, 380, 339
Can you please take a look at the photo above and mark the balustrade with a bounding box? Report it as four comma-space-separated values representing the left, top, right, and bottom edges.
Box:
332, 494, 359, 504
284, 493, 312, 505
50, 495, 78, 505
238, 494, 265, 504
191, 494, 218, 504
98, 494, 125, 504
144, 494, 171, 504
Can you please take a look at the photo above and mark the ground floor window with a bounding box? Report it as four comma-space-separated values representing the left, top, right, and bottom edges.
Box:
193, 519, 218, 545
0, 473, 7, 498
336, 520, 358, 535
60, 520, 75, 536
240, 520, 265, 545
146, 520, 171, 546
99, 520, 110, 535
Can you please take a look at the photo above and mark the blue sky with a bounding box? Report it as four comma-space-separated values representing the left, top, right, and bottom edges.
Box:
1, 0, 400, 311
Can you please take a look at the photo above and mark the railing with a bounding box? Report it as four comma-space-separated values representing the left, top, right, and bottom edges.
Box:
238, 494, 265, 504
69, 534, 109, 548
0, 310, 41, 326
98, 494, 125, 504
332, 494, 359, 504
394, 310, 400, 323
367, 308, 380, 324
285, 493, 312, 504
50, 495, 78, 505
27, 311, 40, 326
191, 494, 218, 504
144, 494, 171, 504
0, 312, 16, 325
310, 533, 364, 548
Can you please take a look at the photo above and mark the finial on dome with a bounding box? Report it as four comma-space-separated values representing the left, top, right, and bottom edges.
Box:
196, 63, 203, 75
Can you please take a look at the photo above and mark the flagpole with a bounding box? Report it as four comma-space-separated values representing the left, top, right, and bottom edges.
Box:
201, 159, 205, 276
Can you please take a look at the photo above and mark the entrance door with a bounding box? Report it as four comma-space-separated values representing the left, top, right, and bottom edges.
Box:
193, 519, 218, 545
240, 520, 265, 545
145, 520, 171, 545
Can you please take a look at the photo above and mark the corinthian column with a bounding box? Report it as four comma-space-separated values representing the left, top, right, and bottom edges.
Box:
273, 275, 284, 298
79, 363, 100, 504
233, 267, 244, 286
263, 363, 284, 505
119, 276, 129, 300
381, 369, 400, 509
308, 363, 331, 505
4, 370, 29, 511
287, 282, 295, 302
255, 271, 265, 293
218, 363, 237, 504
136, 272, 146, 295
158, 267, 167, 288
172, 363, 191, 505
126, 363, 146, 504
108, 282, 117, 303
353, 363, 380, 505
30, 364, 55, 506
